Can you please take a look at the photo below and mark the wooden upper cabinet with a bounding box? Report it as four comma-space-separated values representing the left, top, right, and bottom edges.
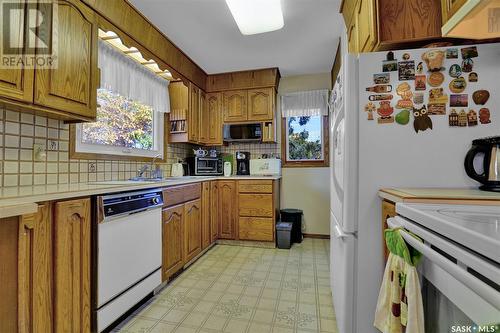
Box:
162, 205, 184, 281
188, 83, 200, 143
247, 88, 275, 121
53, 198, 91, 333
218, 181, 237, 239
206, 68, 279, 92
347, 16, 359, 54
231, 71, 253, 89
210, 181, 219, 243
34, 0, 98, 119
356, 0, 376, 52
441, 0, 468, 23
0, 0, 34, 103
184, 199, 202, 263
223, 90, 247, 123
206, 93, 222, 145
199, 90, 208, 143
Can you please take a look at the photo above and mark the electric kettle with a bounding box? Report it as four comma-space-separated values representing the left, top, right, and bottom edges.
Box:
464, 136, 500, 192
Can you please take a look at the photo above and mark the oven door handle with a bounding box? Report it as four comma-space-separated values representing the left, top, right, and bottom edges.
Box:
389, 221, 500, 311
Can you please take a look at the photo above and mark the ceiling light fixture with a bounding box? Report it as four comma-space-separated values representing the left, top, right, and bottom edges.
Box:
225, 0, 284, 35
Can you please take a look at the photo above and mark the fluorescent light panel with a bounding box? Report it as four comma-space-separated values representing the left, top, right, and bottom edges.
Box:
225, 0, 284, 35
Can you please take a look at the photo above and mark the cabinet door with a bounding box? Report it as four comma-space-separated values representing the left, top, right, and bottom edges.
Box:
18, 204, 53, 333
218, 181, 236, 239
441, 0, 468, 22
184, 199, 202, 263
201, 182, 211, 250
357, 0, 376, 52
53, 198, 91, 333
0, 0, 34, 103
347, 14, 359, 53
162, 205, 184, 281
199, 90, 209, 144
210, 181, 219, 243
188, 83, 200, 143
207, 93, 222, 145
223, 90, 247, 123
247, 88, 274, 121
381, 200, 396, 262
34, 0, 98, 119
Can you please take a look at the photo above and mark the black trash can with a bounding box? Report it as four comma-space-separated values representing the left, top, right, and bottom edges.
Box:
276, 222, 293, 249
280, 209, 303, 243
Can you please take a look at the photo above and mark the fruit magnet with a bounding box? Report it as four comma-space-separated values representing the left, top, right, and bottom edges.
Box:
395, 109, 410, 125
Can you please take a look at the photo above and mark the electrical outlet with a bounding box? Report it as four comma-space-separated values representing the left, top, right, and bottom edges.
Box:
33, 143, 46, 162
48, 140, 58, 151
88, 162, 97, 173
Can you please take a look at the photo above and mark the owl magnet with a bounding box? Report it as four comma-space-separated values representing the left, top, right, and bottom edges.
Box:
413, 105, 433, 133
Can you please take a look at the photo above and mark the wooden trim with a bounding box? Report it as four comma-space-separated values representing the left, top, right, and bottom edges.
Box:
281, 116, 330, 168
303, 233, 330, 239
69, 113, 169, 162
331, 40, 342, 90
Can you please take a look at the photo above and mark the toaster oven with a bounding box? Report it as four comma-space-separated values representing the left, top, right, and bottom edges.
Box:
186, 157, 223, 176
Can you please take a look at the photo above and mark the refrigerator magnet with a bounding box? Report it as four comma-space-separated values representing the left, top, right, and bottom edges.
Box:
461, 46, 478, 59
449, 109, 459, 126
450, 94, 469, 107
373, 73, 390, 84
382, 51, 398, 72
402, 53, 411, 60
479, 108, 491, 124
415, 75, 426, 91
428, 104, 446, 115
458, 110, 468, 126
413, 105, 433, 133
377, 101, 394, 124
422, 50, 445, 72
368, 94, 394, 101
396, 82, 413, 109
449, 77, 467, 93
472, 90, 490, 105
462, 58, 474, 72
429, 88, 448, 105
467, 110, 478, 126
395, 109, 410, 125
398, 61, 415, 80
446, 48, 459, 59
364, 102, 376, 120
366, 85, 393, 93
468, 72, 478, 82
448, 64, 462, 78
416, 62, 424, 74
428, 72, 444, 87
413, 92, 424, 105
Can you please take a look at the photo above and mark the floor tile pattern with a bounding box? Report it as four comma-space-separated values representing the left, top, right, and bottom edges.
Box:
114, 239, 338, 333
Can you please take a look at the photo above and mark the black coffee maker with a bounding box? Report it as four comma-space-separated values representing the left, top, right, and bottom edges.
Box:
236, 151, 250, 175
465, 136, 500, 192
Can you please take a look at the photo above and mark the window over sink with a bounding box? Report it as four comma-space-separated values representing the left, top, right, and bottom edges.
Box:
72, 30, 171, 160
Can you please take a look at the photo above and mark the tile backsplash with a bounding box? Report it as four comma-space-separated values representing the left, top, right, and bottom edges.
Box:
0, 107, 192, 187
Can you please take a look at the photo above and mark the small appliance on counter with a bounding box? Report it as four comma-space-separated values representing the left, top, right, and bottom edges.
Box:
250, 158, 281, 176
236, 151, 250, 175
186, 156, 223, 176
171, 160, 184, 177
465, 136, 500, 192
224, 161, 232, 177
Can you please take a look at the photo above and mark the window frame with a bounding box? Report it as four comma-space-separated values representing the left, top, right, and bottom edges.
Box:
280, 115, 329, 168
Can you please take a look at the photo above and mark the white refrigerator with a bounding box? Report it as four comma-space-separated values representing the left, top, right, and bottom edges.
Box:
329, 36, 500, 333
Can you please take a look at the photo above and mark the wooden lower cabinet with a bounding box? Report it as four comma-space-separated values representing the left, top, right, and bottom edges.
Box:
381, 200, 397, 261
201, 182, 211, 250
184, 199, 202, 263
238, 194, 273, 217
162, 204, 184, 281
210, 181, 219, 243
239, 217, 274, 242
53, 198, 91, 333
218, 181, 237, 239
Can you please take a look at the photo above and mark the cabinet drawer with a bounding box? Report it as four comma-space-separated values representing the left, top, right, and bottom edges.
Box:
239, 217, 274, 241
238, 180, 273, 193
163, 183, 201, 207
238, 194, 273, 217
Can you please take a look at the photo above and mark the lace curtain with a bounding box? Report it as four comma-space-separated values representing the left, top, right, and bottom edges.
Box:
98, 40, 170, 113
281, 89, 329, 117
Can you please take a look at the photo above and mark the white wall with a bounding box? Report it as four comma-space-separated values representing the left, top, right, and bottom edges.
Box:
278, 73, 331, 235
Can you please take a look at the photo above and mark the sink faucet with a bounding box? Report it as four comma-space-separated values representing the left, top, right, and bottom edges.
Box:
136, 153, 163, 179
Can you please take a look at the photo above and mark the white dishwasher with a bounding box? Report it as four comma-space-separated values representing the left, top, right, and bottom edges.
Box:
95, 189, 163, 332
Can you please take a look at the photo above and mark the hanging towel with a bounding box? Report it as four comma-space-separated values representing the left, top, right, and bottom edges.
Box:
374, 228, 425, 333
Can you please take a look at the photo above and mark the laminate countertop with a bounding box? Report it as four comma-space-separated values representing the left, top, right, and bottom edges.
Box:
0, 175, 281, 218
379, 187, 500, 204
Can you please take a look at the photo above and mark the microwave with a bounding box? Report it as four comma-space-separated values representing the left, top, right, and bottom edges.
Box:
186, 157, 223, 176
223, 123, 262, 142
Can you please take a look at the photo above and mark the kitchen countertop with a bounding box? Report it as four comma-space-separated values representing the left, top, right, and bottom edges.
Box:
0, 175, 281, 218
379, 187, 500, 204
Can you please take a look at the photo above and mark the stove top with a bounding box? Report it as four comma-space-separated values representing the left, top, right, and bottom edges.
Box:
396, 203, 500, 263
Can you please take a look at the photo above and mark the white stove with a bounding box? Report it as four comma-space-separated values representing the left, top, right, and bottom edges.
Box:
396, 203, 500, 263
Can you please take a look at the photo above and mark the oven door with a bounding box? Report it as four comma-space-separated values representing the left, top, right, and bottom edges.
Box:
387, 216, 500, 331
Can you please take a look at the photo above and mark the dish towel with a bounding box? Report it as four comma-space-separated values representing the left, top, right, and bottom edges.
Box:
374, 228, 425, 333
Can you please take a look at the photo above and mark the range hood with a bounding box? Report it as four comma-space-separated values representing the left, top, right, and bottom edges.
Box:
442, 0, 500, 39
223, 123, 262, 142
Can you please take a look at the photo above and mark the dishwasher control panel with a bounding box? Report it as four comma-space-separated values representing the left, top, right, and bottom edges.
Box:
100, 189, 163, 220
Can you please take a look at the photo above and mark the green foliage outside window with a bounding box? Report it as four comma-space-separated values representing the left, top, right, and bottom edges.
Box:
82, 89, 154, 150
287, 116, 323, 160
